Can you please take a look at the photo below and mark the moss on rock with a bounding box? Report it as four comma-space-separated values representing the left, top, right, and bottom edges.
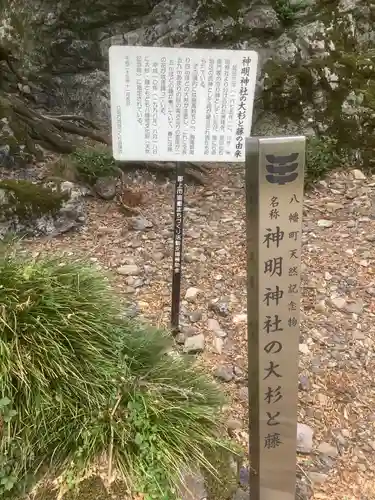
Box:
258, 0, 375, 176
0, 180, 69, 221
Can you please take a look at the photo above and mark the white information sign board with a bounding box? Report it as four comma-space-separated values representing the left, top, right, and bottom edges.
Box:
109, 46, 258, 163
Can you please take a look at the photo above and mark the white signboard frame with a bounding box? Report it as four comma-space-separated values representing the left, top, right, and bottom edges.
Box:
109, 46, 258, 163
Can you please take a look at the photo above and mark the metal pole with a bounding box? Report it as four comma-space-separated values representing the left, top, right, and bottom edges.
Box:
171, 162, 185, 333
246, 136, 305, 500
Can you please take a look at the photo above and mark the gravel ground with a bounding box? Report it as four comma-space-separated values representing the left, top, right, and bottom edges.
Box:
20, 165, 375, 500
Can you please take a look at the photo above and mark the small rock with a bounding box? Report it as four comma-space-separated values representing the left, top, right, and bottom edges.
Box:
239, 467, 249, 486
317, 219, 333, 228
207, 318, 227, 338
178, 469, 207, 500
183, 334, 205, 354
175, 333, 186, 345
315, 299, 326, 313
317, 442, 338, 457
189, 310, 203, 323
227, 419, 242, 432
335, 433, 347, 447
117, 264, 140, 276
308, 472, 328, 485
344, 299, 364, 314
214, 365, 234, 382
299, 375, 310, 391
233, 313, 247, 325
326, 202, 344, 211
94, 176, 117, 200
130, 216, 153, 231
232, 488, 247, 500
330, 297, 347, 310
209, 298, 230, 317
181, 326, 198, 337
365, 235, 375, 242
346, 276, 357, 286
297, 423, 314, 454
317, 393, 328, 405
238, 387, 248, 402
233, 365, 245, 377
352, 169, 366, 180
185, 287, 201, 301
299, 343, 310, 355
213, 337, 224, 354
152, 252, 164, 262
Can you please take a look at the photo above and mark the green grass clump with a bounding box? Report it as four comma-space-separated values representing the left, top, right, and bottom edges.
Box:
69, 145, 118, 185
273, 0, 307, 24
305, 136, 350, 186
0, 246, 232, 499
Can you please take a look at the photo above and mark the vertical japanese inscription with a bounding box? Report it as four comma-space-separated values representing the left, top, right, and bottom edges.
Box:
174, 175, 184, 273
246, 137, 305, 500
234, 56, 252, 159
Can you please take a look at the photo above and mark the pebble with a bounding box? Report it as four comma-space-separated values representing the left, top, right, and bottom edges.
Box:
183, 334, 205, 354
175, 333, 186, 345
116, 264, 140, 276
213, 337, 224, 354
181, 326, 198, 337
308, 472, 328, 485
214, 365, 234, 382
352, 169, 366, 180
189, 310, 203, 323
329, 297, 347, 310
318, 219, 333, 228
315, 299, 326, 312
185, 287, 201, 301
297, 423, 314, 454
209, 298, 230, 316
317, 442, 338, 457
207, 318, 227, 338
232, 488, 248, 500
233, 313, 247, 325
152, 252, 164, 262
178, 469, 207, 500
130, 216, 153, 231
227, 419, 242, 432
237, 387, 248, 402
239, 467, 249, 486
299, 375, 310, 391
344, 299, 364, 314
299, 343, 310, 355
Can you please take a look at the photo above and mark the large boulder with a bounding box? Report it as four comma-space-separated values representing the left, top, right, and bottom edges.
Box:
1, 0, 374, 171
0, 179, 86, 239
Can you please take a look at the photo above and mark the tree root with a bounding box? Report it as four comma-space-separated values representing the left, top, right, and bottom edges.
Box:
0, 43, 208, 184
119, 161, 209, 184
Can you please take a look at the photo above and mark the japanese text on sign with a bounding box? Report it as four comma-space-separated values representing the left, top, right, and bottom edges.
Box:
109, 46, 258, 162
261, 189, 302, 452
173, 175, 184, 273
246, 136, 305, 497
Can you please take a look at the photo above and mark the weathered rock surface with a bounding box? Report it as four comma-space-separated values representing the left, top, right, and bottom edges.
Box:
1, 0, 374, 174
0, 179, 85, 239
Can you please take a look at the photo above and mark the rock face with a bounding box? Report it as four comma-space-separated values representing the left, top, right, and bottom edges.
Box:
0, 179, 86, 239
1, 0, 374, 172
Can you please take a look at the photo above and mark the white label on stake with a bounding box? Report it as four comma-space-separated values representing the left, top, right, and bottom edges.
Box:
109, 46, 258, 163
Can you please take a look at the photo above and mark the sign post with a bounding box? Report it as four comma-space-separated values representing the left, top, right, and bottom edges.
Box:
171, 162, 185, 332
108, 45, 258, 332
245, 136, 305, 500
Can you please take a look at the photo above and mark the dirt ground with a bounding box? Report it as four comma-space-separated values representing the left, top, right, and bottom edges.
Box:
22, 165, 375, 500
